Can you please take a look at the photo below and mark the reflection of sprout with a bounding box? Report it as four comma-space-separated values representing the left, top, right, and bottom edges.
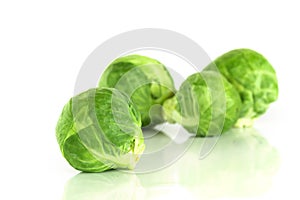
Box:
205, 49, 279, 127
63, 171, 143, 200
178, 128, 280, 198
138, 128, 280, 199
56, 88, 145, 172
163, 71, 241, 137
61, 129, 279, 200
99, 55, 175, 127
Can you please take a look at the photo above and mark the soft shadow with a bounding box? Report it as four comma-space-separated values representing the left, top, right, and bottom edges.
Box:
63, 128, 280, 200
133, 126, 194, 173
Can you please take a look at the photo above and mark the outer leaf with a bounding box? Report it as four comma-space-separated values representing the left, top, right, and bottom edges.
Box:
99, 55, 175, 126
56, 88, 145, 172
163, 71, 241, 137
205, 49, 278, 127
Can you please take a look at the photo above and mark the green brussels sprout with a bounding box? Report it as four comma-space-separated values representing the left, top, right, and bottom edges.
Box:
56, 88, 145, 172
163, 71, 241, 137
205, 49, 279, 127
98, 55, 175, 127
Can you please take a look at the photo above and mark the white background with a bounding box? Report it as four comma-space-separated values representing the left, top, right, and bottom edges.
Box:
1, 0, 299, 199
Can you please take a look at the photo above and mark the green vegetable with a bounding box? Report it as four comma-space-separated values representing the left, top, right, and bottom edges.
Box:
163, 71, 241, 137
56, 88, 145, 172
98, 55, 175, 127
205, 49, 278, 127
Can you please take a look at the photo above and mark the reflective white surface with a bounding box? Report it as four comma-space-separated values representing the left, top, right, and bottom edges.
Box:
1, 1, 300, 199
63, 128, 280, 200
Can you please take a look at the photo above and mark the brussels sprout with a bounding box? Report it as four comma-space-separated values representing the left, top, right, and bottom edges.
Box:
163, 71, 241, 137
99, 55, 175, 127
205, 49, 278, 127
56, 88, 145, 172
